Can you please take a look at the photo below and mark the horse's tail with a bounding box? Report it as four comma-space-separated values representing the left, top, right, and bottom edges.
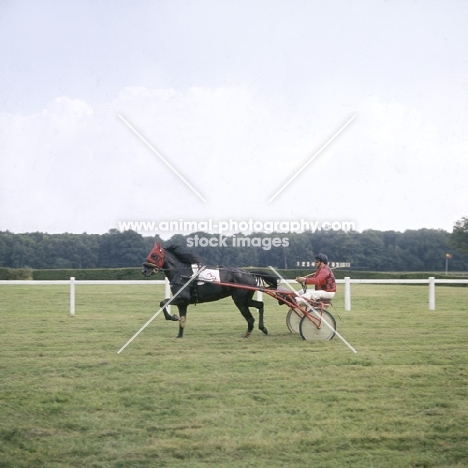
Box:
249, 270, 279, 289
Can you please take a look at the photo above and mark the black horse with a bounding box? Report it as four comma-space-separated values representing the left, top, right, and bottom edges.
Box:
141, 243, 278, 338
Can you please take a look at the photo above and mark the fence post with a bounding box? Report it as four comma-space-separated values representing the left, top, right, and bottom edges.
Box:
165, 277, 171, 314
70, 277, 75, 316
344, 277, 351, 311
428, 277, 435, 310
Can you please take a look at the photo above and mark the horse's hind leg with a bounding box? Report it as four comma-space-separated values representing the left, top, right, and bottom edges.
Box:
239, 306, 255, 338
233, 291, 255, 337
248, 298, 268, 335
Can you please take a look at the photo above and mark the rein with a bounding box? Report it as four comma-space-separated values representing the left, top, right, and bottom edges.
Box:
142, 261, 193, 273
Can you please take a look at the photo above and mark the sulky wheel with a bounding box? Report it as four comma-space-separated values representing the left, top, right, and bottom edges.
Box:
299, 309, 336, 341
286, 308, 303, 334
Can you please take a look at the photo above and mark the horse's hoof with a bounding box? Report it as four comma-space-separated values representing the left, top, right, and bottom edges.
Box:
261, 327, 268, 335
164, 314, 179, 321
244, 332, 251, 338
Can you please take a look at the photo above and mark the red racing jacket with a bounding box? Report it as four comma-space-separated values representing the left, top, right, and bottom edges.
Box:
305, 265, 336, 292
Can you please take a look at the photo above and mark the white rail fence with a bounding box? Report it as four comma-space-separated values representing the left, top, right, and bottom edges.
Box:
1, 277, 467, 314
0, 279, 171, 316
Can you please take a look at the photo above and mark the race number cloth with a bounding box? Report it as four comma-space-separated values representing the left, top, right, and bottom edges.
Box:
191, 264, 220, 284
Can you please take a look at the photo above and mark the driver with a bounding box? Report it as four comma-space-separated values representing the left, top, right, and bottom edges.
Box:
295, 253, 336, 302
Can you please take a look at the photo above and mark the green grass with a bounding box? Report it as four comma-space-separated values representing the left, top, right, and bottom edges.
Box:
1, 284, 468, 467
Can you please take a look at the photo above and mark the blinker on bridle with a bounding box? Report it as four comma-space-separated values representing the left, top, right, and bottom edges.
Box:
144, 243, 165, 270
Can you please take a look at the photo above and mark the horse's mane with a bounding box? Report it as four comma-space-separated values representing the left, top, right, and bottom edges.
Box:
164, 243, 203, 265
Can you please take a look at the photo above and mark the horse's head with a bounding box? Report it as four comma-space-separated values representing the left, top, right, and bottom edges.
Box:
142, 243, 165, 277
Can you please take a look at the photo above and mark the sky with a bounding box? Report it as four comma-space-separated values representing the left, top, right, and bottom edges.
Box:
1, 0, 467, 237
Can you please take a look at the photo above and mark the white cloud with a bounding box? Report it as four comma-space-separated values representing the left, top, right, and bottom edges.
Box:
1, 81, 467, 235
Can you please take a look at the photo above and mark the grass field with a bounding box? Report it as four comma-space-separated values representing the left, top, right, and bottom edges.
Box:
1, 283, 467, 467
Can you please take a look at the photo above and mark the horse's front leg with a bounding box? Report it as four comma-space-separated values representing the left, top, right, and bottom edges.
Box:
176, 305, 188, 338
159, 298, 180, 321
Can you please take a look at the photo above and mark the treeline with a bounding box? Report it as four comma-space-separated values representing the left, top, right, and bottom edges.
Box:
0, 230, 152, 269
1, 228, 468, 272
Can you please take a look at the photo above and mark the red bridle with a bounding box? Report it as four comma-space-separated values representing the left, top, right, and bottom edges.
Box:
146, 243, 165, 269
